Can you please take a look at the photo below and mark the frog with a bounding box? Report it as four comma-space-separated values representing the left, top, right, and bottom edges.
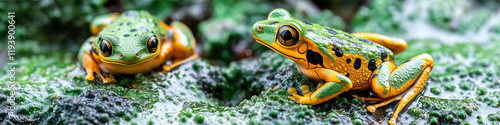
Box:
251, 8, 433, 125
78, 10, 198, 83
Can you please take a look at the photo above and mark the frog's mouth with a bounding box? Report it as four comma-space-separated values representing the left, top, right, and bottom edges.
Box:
100, 51, 160, 66
254, 38, 305, 61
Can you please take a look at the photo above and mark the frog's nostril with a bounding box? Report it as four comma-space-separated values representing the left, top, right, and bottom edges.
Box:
120, 54, 124, 59
135, 53, 139, 57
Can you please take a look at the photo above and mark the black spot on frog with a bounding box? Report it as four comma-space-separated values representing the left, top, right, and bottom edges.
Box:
306, 50, 325, 68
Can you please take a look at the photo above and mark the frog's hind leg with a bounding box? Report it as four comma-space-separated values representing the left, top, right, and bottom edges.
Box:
352, 94, 385, 102
162, 21, 198, 71
352, 33, 407, 55
369, 54, 433, 125
162, 54, 199, 71
288, 68, 353, 105
90, 13, 120, 36
365, 93, 404, 112
352, 93, 404, 112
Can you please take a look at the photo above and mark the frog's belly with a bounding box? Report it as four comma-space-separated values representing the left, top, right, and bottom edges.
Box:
98, 56, 167, 74
321, 65, 372, 90
328, 55, 385, 90
329, 64, 373, 91
332, 67, 372, 90
349, 74, 371, 90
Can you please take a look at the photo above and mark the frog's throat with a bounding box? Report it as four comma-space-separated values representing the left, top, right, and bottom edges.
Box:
99, 50, 160, 66
255, 38, 305, 61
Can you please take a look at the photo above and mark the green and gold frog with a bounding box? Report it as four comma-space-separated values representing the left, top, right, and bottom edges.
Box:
252, 8, 433, 125
78, 10, 198, 83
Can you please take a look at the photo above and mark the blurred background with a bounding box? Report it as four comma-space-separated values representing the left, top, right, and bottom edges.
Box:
1, 0, 500, 65
0, 0, 362, 66
1, 0, 500, 124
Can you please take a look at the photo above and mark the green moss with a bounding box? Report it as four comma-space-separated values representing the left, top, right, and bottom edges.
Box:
351, 118, 363, 125
458, 111, 467, 119
443, 84, 455, 92
429, 117, 438, 125
478, 119, 484, 124
351, 98, 360, 104
430, 87, 441, 95
297, 112, 305, 118
488, 112, 500, 121
185, 111, 193, 118
100, 114, 109, 122
301, 105, 309, 111
179, 116, 187, 122
459, 81, 472, 90
77, 116, 83, 122
269, 110, 278, 118
429, 111, 441, 117
477, 88, 487, 96
408, 107, 422, 117
446, 115, 453, 121
194, 114, 204, 123
125, 115, 131, 121
113, 119, 120, 124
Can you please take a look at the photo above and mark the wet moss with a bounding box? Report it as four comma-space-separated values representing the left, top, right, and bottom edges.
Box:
459, 80, 472, 90
408, 107, 422, 117
476, 88, 487, 96
429, 117, 438, 125
430, 87, 441, 95
352, 118, 363, 125
429, 111, 441, 117
269, 110, 278, 118
446, 115, 454, 121
488, 112, 500, 121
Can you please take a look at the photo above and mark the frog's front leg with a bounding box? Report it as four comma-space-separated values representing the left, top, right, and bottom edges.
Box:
369, 54, 433, 125
352, 33, 407, 55
81, 53, 116, 84
288, 68, 353, 105
78, 37, 116, 83
162, 21, 198, 71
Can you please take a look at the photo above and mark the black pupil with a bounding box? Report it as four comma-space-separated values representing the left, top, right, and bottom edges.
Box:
100, 41, 111, 56
148, 37, 158, 53
281, 30, 293, 41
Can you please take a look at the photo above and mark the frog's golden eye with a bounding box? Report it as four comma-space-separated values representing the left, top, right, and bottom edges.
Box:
277, 25, 299, 46
147, 35, 159, 53
100, 38, 112, 57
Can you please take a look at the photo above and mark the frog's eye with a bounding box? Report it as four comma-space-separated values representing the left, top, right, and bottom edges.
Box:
147, 35, 159, 53
100, 38, 112, 57
277, 25, 299, 46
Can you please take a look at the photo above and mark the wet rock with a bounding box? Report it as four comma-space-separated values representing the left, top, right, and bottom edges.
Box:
40, 90, 139, 124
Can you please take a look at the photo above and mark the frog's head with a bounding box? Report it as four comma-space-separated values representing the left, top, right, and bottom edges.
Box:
95, 11, 162, 65
252, 8, 313, 61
